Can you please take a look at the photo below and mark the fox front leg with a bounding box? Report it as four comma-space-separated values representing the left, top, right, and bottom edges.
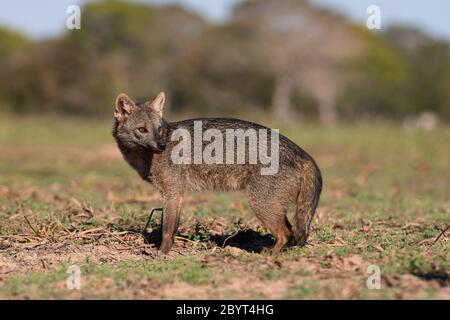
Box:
159, 195, 182, 254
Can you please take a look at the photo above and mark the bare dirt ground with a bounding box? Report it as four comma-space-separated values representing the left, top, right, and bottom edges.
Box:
0, 116, 448, 299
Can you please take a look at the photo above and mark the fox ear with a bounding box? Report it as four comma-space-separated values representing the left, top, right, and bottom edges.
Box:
148, 92, 165, 117
115, 93, 136, 122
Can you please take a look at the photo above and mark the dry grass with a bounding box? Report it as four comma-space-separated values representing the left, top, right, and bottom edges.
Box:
0, 115, 449, 299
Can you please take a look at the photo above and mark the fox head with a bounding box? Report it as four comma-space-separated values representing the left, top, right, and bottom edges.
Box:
113, 92, 167, 153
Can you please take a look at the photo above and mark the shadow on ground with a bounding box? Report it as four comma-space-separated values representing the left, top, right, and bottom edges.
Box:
413, 270, 450, 287
140, 226, 275, 253
210, 229, 275, 253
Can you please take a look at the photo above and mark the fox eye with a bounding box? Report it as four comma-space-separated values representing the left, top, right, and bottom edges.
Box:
138, 127, 147, 133
157, 126, 163, 134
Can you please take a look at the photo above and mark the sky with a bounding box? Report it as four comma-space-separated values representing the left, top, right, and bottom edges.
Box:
0, 0, 449, 40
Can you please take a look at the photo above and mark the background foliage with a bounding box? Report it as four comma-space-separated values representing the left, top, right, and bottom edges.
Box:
0, 0, 449, 124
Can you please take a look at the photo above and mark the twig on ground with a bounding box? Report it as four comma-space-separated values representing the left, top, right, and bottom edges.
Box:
142, 207, 163, 234
222, 230, 240, 248
109, 232, 133, 247
23, 215, 41, 237
76, 227, 106, 237
434, 224, 450, 244
175, 235, 197, 245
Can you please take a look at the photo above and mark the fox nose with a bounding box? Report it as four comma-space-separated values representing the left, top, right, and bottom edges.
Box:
157, 142, 166, 150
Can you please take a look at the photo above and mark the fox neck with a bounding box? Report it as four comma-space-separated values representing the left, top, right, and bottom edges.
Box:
117, 141, 155, 182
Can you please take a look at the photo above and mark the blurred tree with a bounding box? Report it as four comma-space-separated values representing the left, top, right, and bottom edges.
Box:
0, 27, 31, 111
60, 0, 206, 115
0, 27, 29, 57
231, 0, 364, 125
383, 26, 450, 120
0, 0, 449, 123
170, 23, 274, 113
1, 0, 206, 116
340, 27, 410, 120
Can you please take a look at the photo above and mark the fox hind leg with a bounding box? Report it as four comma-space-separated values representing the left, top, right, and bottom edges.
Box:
258, 210, 292, 254
246, 189, 292, 254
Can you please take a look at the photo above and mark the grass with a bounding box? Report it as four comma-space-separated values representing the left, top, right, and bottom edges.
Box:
0, 114, 449, 299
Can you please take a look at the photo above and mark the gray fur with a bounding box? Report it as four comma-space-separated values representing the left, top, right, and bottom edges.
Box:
113, 92, 322, 254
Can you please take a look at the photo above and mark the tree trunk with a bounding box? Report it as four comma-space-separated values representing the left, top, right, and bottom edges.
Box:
272, 75, 293, 121
318, 97, 337, 126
